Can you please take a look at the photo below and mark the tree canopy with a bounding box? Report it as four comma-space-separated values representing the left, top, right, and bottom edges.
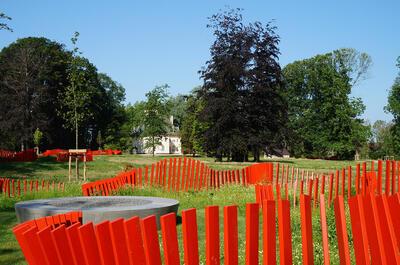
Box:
0, 37, 125, 150
199, 8, 286, 162
283, 49, 371, 159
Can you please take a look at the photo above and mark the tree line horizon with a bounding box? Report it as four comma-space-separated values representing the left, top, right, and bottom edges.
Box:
1, 8, 399, 161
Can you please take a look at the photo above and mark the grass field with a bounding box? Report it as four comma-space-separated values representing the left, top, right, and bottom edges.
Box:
0, 155, 363, 264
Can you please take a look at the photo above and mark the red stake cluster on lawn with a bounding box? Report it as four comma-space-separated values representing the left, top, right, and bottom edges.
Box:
0, 178, 65, 197
13, 192, 400, 265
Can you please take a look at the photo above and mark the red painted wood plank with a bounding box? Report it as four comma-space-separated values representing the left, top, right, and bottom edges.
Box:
348, 196, 369, 265
333, 196, 351, 265
300, 195, 314, 265
375, 195, 400, 264
378, 160, 382, 194
51, 224, 77, 265
224, 205, 238, 265
277, 199, 292, 265
205, 206, 220, 265
176, 158, 181, 191
168, 158, 173, 191
124, 216, 146, 265
363, 193, 387, 264
328, 173, 333, 206
13, 224, 38, 265
140, 215, 162, 265
319, 195, 330, 265
182, 208, 199, 265
160, 212, 180, 265
262, 200, 276, 265
37, 226, 61, 265
94, 221, 115, 265
335, 170, 339, 198
66, 223, 85, 264
347, 166, 352, 198
385, 160, 390, 195
24, 226, 50, 265
392, 160, 396, 194
245, 203, 259, 265
78, 222, 102, 265
356, 163, 361, 194
110, 218, 130, 265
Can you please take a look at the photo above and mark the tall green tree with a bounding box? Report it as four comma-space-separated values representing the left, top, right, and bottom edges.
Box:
180, 89, 208, 155
0, 37, 71, 150
385, 57, 400, 156
283, 49, 371, 159
142, 85, 171, 156
199, 8, 285, 161
58, 32, 99, 149
369, 120, 394, 158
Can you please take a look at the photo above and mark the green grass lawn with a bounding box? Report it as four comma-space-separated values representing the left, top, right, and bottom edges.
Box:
0, 155, 370, 264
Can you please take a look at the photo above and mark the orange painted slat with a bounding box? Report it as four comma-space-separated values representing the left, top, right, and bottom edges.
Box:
110, 218, 130, 265
13, 224, 39, 265
124, 216, 146, 265
356, 163, 361, 194
375, 195, 400, 264
245, 203, 259, 265
205, 206, 220, 265
347, 166, 352, 198
378, 160, 382, 194
278, 199, 293, 265
333, 196, 351, 265
262, 200, 276, 265
348, 196, 369, 265
328, 174, 333, 206
319, 195, 330, 265
168, 158, 173, 191
392, 160, 396, 194
78, 222, 102, 265
24, 226, 50, 265
385, 160, 390, 195
194, 160, 200, 191
160, 213, 180, 265
51, 224, 77, 265
335, 170, 339, 198
182, 208, 199, 265
300, 195, 314, 265
224, 205, 238, 265
37, 226, 61, 265
387, 195, 400, 248
181, 157, 187, 191
66, 223, 85, 264
176, 158, 181, 191
341, 168, 345, 196
140, 215, 162, 265
363, 193, 387, 264
95, 221, 116, 265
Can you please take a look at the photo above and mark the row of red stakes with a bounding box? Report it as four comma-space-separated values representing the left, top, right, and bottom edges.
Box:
0, 178, 65, 197
13, 192, 400, 265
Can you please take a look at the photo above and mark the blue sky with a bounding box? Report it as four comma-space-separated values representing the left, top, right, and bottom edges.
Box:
1, 0, 399, 122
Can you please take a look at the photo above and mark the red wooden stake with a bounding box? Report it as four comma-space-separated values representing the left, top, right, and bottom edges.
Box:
263, 200, 276, 265
245, 203, 259, 265
160, 213, 180, 265
224, 205, 238, 265
319, 195, 330, 265
333, 196, 351, 265
277, 199, 293, 265
182, 208, 199, 265
205, 206, 220, 265
140, 215, 162, 265
300, 195, 314, 265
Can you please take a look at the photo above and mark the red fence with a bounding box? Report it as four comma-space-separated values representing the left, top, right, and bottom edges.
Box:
82, 157, 255, 196
0, 149, 37, 162
0, 178, 65, 198
13, 192, 400, 265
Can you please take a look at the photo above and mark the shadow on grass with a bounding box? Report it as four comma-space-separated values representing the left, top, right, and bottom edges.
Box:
0, 157, 69, 177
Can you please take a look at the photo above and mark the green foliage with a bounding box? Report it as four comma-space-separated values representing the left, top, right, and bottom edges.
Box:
283, 49, 371, 159
0, 37, 71, 150
0, 12, 12, 32
33, 128, 43, 147
180, 89, 208, 155
200, 8, 286, 161
143, 85, 171, 155
368, 120, 395, 158
385, 56, 400, 157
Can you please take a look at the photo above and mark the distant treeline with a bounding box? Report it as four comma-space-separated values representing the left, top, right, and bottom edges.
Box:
1, 8, 399, 161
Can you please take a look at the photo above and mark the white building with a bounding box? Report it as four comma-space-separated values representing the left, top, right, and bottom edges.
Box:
135, 135, 182, 155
